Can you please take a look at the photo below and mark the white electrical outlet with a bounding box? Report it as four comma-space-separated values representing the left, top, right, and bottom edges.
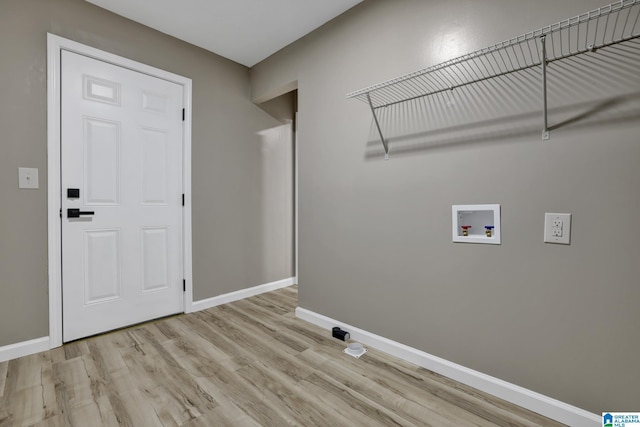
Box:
544, 213, 571, 244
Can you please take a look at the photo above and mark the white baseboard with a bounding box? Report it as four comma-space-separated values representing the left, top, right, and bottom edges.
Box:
295, 307, 600, 427
192, 277, 295, 312
0, 337, 50, 363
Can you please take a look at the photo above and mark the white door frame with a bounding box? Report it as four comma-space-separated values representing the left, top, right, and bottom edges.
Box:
294, 111, 299, 284
47, 34, 193, 348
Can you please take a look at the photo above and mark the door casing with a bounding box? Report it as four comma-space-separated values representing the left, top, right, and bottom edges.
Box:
47, 33, 194, 348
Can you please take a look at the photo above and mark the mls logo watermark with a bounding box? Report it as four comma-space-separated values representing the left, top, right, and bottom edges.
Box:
603, 413, 640, 427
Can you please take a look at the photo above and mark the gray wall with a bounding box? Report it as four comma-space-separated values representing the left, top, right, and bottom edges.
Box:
0, 0, 293, 346
251, 0, 640, 413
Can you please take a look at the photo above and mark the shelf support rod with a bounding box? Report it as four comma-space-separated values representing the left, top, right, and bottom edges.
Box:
366, 93, 389, 160
541, 36, 550, 140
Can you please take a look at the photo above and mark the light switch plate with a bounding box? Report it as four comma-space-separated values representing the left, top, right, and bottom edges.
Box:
544, 213, 571, 244
18, 167, 39, 189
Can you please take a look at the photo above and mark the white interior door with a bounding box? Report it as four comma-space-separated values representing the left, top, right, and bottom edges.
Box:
61, 50, 184, 342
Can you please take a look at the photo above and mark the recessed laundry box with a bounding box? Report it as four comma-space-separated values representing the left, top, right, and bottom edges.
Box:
452, 204, 501, 245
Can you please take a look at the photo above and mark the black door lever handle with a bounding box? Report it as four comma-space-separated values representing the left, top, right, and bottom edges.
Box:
67, 208, 95, 218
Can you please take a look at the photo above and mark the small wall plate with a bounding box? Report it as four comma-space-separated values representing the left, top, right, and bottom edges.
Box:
544, 213, 571, 245
18, 167, 39, 189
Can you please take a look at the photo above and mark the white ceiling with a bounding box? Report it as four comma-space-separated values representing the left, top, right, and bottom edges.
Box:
86, 0, 363, 67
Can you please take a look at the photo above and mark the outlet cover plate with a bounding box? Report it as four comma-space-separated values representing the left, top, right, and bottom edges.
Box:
544, 213, 571, 244
18, 167, 39, 189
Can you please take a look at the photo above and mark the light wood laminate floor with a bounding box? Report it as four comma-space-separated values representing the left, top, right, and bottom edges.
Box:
0, 286, 564, 426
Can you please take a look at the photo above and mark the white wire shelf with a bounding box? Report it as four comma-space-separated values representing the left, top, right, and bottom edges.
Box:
347, 0, 640, 159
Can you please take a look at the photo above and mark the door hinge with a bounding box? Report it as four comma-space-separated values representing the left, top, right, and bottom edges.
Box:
59, 208, 62, 218
183, 279, 186, 292
182, 193, 185, 206
182, 108, 185, 121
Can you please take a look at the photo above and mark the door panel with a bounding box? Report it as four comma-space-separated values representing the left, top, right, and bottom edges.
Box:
141, 227, 169, 292
84, 230, 121, 303
84, 117, 120, 204
61, 50, 184, 342
141, 128, 169, 204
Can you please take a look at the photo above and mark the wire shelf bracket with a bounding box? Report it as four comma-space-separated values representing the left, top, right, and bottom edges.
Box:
347, 0, 640, 158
